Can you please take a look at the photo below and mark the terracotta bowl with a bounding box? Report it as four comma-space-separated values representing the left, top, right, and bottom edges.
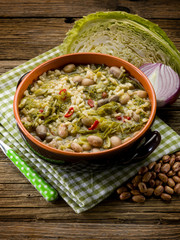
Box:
13, 53, 161, 164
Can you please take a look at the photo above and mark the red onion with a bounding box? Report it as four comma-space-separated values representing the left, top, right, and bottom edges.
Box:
139, 63, 180, 107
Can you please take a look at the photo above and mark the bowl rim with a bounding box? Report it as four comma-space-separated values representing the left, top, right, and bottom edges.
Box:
13, 52, 157, 157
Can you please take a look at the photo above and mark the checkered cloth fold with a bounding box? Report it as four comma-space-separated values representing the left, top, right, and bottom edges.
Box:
0, 46, 180, 213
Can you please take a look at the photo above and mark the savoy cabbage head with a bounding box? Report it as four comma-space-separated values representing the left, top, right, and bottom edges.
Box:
61, 11, 180, 75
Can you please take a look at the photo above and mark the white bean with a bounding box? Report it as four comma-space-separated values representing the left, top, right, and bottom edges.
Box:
72, 75, 83, 83
87, 135, 103, 147
71, 142, 83, 152
81, 78, 94, 86
110, 136, 122, 148
109, 66, 123, 79
58, 124, 68, 138
63, 64, 75, 73
120, 93, 130, 105
135, 90, 148, 98
81, 117, 94, 127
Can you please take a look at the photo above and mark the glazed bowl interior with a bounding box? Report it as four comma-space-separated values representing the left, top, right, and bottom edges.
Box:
13, 52, 156, 160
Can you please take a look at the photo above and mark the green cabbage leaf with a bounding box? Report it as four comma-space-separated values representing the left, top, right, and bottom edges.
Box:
61, 11, 180, 75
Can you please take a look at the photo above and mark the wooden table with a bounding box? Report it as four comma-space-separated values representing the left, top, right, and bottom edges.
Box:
0, 0, 180, 239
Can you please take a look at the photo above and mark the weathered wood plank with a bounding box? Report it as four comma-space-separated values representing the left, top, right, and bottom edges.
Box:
0, 0, 179, 19
0, 222, 180, 239
0, 60, 25, 74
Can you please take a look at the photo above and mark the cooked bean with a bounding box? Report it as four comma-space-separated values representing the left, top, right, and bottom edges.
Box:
91, 148, 101, 152
81, 78, 94, 86
97, 98, 109, 107
109, 66, 123, 79
72, 75, 83, 83
58, 124, 68, 138
133, 112, 140, 122
109, 95, 119, 102
81, 117, 94, 127
87, 135, 103, 147
48, 139, 58, 148
36, 125, 47, 140
82, 143, 92, 151
110, 136, 122, 148
135, 90, 148, 98
120, 93, 130, 105
45, 135, 53, 143
63, 64, 75, 73
71, 142, 83, 152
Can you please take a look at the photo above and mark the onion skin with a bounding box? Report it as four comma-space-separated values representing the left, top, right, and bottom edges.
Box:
139, 63, 180, 107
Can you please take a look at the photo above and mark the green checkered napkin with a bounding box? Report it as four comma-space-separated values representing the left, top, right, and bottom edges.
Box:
0, 46, 180, 213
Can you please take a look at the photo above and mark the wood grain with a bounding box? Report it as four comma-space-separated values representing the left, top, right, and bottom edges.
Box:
0, 222, 180, 239
0, 0, 179, 18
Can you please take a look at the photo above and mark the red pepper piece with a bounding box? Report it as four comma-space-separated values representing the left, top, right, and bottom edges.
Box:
59, 89, 67, 100
116, 116, 122, 120
88, 120, 99, 130
87, 99, 94, 108
124, 116, 131, 120
39, 109, 44, 113
64, 107, 74, 118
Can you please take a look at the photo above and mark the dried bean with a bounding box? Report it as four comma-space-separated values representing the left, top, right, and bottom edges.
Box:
167, 178, 175, 188
155, 179, 162, 186
154, 163, 161, 173
165, 186, 174, 195
158, 173, 168, 183
162, 155, 170, 162
154, 185, 164, 196
132, 195, 145, 203
151, 172, 157, 179
138, 182, 147, 193
167, 170, 176, 177
161, 193, 171, 201
161, 163, 170, 173
169, 157, 176, 166
174, 183, 180, 195
126, 183, 134, 190
144, 188, 154, 197
175, 155, 180, 161
138, 166, 148, 175
117, 186, 128, 195
149, 179, 155, 188
142, 172, 152, 182
131, 190, 141, 195
178, 171, 180, 177
172, 162, 180, 172
132, 175, 142, 187
173, 176, 180, 183
148, 162, 156, 170
119, 192, 131, 200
